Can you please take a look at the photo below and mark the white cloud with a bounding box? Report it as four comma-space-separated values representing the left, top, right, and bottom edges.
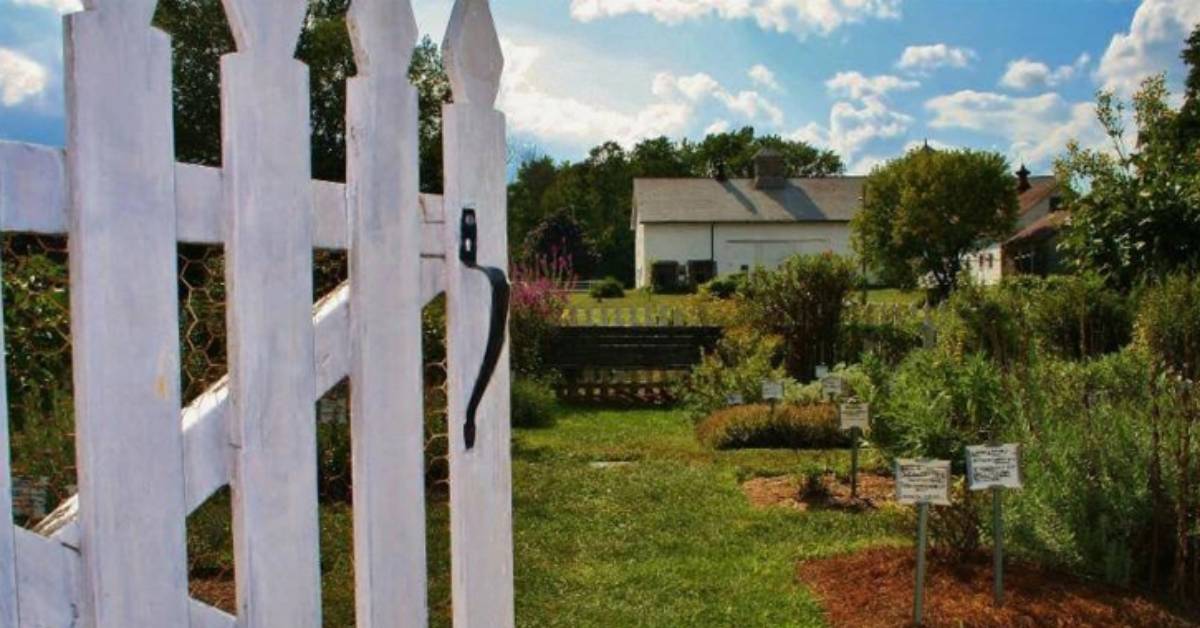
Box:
568, 0, 901, 38
925, 89, 1103, 166
704, 120, 731, 135
826, 71, 919, 99
789, 95, 913, 162
849, 154, 887, 174
498, 39, 692, 149
11, 0, 81, 13
748, 64, 782, 91
654, 71, 785, 125
1095, 0, 1200, 96
1000, 54, 1090, 90
0, 48, 49, 107
897, 44, 976, 73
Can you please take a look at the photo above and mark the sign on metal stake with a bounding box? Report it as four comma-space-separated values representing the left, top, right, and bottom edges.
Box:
967, 443, 1022, 607
896, 458, 950, 626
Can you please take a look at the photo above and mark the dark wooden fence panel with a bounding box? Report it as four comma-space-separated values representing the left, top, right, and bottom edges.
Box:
545, 326, 721, 404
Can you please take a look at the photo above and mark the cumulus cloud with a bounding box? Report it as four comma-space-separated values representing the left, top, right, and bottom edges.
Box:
925, 89, 1102, 166
1095, 0, 1200, 96
11, 0, 81, 13
0, 48, 49, 107
790, 96, 913, 162
896, 44, 976, 73
498, 39, 692, 149
568, 0, 901, 38
654, 71, 785, 125
1000, 54, 1090, 90
825, 71, 919, 99
704, 120, 731, 136
748, 64, 782, 91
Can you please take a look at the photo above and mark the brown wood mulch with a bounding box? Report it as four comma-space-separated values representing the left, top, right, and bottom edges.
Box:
742, 472, 895, 511
796, 547, 1199, 628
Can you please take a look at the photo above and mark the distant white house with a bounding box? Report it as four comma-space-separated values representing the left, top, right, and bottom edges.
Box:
963, 167, 1063, 285
631, 150, 863, 288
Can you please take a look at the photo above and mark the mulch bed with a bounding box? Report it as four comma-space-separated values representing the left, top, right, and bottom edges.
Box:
742, 472, 895, 511
796, 547, 1199, 627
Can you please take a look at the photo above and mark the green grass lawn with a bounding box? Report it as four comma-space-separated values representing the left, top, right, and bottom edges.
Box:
503, 407, 906, 627
190, 406, 906, 626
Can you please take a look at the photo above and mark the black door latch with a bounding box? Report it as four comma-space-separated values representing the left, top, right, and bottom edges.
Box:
459, 208, 510, 450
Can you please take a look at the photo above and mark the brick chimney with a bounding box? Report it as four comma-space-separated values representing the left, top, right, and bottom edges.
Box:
1016, 164, 1031, 193
753, 149, 787, 189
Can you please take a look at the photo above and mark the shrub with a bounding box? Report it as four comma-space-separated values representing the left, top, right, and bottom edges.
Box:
940, 280, 1032, 369
1135, 274, 1200, 381
1022, 274, 1132, 359
682, 328, 788, 419
509, 253, 575, 377
740, 253, 859, 380
872, 349, 1012, 469
695, 403, 848, 450
588, 276, 625, 300
700, 273, 745, 299
511, 378, 557, 428
839, 304, 924, 366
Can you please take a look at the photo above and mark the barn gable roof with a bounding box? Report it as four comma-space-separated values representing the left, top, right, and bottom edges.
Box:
632, 177, 865, 225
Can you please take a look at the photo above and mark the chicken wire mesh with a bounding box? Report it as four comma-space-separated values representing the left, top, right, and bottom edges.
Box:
2, 237, 450, 620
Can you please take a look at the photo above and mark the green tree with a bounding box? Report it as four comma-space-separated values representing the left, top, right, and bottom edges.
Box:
852, 147, 1018, 298
1178, 24, 1200, 149
152, 1, 448, 187
1056, 75, 1200, 288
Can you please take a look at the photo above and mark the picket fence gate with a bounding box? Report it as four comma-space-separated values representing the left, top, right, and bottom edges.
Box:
0, 0, 513, 626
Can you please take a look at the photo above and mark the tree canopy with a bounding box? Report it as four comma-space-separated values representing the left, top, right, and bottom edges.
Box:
852, 147, 1018, 298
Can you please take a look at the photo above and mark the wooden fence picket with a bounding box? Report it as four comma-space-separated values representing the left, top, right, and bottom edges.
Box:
346, 1, 428, 626
443, 0, 516, 625
221, 0, 322, 625
64, 2, 191, 626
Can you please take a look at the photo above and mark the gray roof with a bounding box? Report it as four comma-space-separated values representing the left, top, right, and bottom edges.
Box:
633, 177, 864, 225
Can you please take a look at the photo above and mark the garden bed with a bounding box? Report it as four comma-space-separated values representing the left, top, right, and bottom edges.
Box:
796, 547, 1198, 627
742, 472, 895, 511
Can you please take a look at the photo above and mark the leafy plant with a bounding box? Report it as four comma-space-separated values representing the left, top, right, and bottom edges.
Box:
511, 378, 558, 429
695, 403, 848, 450
588, 276, 625, 300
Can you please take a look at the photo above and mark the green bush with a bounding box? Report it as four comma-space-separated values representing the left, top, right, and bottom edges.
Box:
741, 253, 859, 380
695, 403, 848, 449
700, 273, 745, 299
1022, 274, 1132, 359
511, 378, 557, 429
682, 329, 788, 419
1135, 274, 1200, 380
839, 305, 924, 367
588, 276, 625, 300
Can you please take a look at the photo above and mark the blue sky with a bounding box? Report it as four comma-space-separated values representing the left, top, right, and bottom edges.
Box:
2, 0, 1198, 173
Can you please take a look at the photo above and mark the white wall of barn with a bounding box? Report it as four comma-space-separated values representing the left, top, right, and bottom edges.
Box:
635, 222, 855, 288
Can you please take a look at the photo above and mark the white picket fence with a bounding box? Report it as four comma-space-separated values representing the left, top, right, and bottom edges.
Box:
0, 0, 513, 626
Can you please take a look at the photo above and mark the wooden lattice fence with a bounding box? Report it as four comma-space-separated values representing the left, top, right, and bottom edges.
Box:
0, 0, 513, 626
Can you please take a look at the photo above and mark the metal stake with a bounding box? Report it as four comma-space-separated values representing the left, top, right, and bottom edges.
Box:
914, 502, 929, 626
993, 486, 1004, 606
850, 426, 860, 499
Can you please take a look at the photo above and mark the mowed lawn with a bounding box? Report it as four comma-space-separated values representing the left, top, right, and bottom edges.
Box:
488, 407, 905, 627
194, 407, 906, 626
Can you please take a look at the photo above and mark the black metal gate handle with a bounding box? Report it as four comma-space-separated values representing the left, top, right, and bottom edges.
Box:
459, 208, 510, 450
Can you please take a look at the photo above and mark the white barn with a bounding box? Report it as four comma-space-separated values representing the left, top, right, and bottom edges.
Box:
631, 150, 864, 288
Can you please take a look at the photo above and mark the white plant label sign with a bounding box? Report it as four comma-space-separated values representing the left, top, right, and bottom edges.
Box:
895, 459, 951, 505
966, 444, 1022, 491
814, 364, 830, 379
726, 393, 744, 406
761, 380, 784, 401
821, 376, 844, 398
839, 401, 870, 431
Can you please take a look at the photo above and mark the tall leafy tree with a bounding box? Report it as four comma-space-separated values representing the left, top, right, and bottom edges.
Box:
852, 147, 1018, 298
153, 1, 448, 187
1178, 24, 1200, 149
1057, 75, 1200, 288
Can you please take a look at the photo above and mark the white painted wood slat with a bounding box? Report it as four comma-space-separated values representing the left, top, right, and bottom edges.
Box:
63, 4, 191, 626
443, 1, 515, 625
220, 0, 321, 623
15, 528, 80, 628
0, 238, 14, 628
346, 1, 428, 626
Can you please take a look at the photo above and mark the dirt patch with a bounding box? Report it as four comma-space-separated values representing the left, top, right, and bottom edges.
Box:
742, 472, 895, 511
796, 546, 1199, 628
190, 575, 236, 614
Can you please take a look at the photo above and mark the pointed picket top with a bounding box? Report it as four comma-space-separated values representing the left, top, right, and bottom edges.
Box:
221, 0, 308, 56
442, 0, 503, 107
348, 0, 418, 77
79, 0, 157, 23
